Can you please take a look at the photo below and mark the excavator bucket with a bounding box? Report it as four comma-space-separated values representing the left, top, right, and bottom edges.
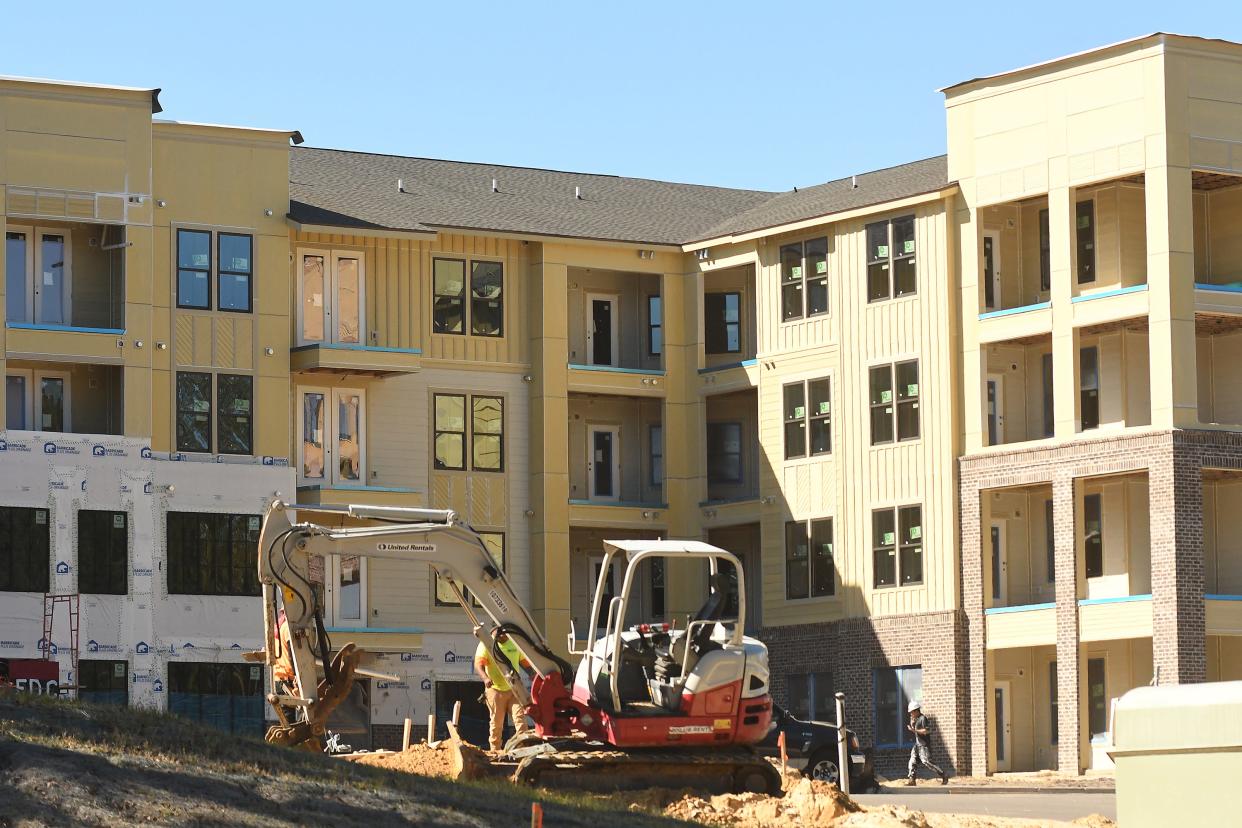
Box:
264, 642, 364, 753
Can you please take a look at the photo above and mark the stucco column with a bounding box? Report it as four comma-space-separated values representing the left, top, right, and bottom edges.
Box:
661, 269, 708, 617
1145, 160, 1198, 429
123, 224, 154, 439
1051, 475, 1082, 773
1149, 441, 1206, 683
1048, 180, 1079, 440
528, 250, 572, 653
958, 193, 985, 453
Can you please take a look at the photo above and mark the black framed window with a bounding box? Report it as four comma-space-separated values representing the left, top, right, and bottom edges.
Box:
866, 216, 916, 301
873, 505, 923, 588
649, 557, 666, 619
649, 424, 663, 487
783, 378, 831, 459
1042, 353, 1055, 437
1050, 661, 1059, 744
166, 512, 261, 596
874, 665, 922, 748
168, 661, 264, 735
787, 671, 833, 720
217, 375, 253, 455
705, 292, 741, 354
471, 395, 504, 471
706, 422, 743, 484
433, 394, 466, 470
436, 532, 504, 607
783, 382, 807, 459
785, 518, 834, 600
79, 659, 129, 706
77, 510, 127, 595
647, 296, 663, 356
471, 261, 503, 336
1039, 208, 1051, 292
870, 361, 919, 444
0, 506, 50, 593
433, 258, 466, 334
176, 372, 212, 453
217, 233, 253, 312
176, 229, 211, 310
1079, 346, 1099, 430
779, 237, 828, 321
1076, 200, 1095, 284
1045, 499, 1056, 584
1084, 493, 1103, 579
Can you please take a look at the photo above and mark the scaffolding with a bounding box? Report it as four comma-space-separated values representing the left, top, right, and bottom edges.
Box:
42, 593, 80, 697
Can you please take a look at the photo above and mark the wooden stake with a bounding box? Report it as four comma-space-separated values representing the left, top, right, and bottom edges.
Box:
778, 730, 788, 776
452, 700, 462, 728
402, 717, 412, 751
531, 803, 543, 828
427, 712, 436, 744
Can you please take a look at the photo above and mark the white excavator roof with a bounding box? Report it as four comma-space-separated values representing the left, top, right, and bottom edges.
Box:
602, 539, 728, 560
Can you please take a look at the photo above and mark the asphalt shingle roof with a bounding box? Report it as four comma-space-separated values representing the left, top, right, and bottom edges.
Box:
288, 147, 951, 247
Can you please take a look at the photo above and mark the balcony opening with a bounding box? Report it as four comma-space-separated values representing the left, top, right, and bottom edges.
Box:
705, 389, 758, 504
4, 361, 122, 435
986, 645, 1058, 773
1196, 314, 1242, 427
1076, 472, 1150, 602
1081, 638, 1153, 771
5, 220, 125, 330
1191, 170, 1242, 290
982, 334, 1053, 446
977, 195, 1050, 314
703, 264, 756, 369
1076, 319, 1151, 433
982, 483, 1056, 609
567, 267, 661, 372
1204, 468, 1242, 596
707, 523, 761, 634
569, 527, 664, 640
1072, 175, 1147, 300
568, 393, 662, 505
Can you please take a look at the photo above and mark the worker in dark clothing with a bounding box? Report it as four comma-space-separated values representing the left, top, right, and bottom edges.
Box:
905, 700, 949, 785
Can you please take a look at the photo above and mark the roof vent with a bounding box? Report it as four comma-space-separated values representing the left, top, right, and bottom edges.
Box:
851, 175, 858, 190
575, 186, 582, 200
492, 178, 499, 193
397, 178, 405, 193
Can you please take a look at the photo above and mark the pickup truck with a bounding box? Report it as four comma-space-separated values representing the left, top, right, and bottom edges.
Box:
757, 703, 877, 791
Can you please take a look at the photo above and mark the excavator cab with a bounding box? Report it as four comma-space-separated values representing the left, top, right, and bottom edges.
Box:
567, 541, 771, 738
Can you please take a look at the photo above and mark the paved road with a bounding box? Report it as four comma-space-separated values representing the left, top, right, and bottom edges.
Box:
854, 790, 1117, 822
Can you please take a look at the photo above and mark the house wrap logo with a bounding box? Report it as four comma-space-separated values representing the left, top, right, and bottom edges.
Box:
135, 641, 150, 654
92, 445, 127, 458
55, 561, 70, 575
86, 640, 121, 654
0, 438, 30, 452
37, 639, 58, 656
400, 652, 432, 662
141, 447, 153, 459
43, 442, 80, 455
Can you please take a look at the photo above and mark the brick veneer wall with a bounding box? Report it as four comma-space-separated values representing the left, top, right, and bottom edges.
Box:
959, 428, 1239, 774
761, 610, 967, 779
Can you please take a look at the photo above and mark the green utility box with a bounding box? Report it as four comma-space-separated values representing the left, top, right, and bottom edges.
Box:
1109, 680, 1242, 827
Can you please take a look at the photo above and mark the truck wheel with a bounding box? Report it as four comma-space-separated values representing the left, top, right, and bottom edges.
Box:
805, 751, 840, 786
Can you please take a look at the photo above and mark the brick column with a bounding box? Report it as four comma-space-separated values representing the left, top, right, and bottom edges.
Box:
1051, 475, 1082, 773
1150, 443, 1206, 684
960, 481, 987, 776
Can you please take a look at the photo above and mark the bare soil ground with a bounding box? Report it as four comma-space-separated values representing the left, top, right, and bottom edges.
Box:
0, 690, 685, 828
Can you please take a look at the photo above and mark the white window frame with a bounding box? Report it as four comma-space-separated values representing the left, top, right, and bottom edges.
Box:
587, 423, 621, 501
296, 247, 367, 347
328, 554, 368, 628
585, 293, 619, 367
296, 385, 367, 487
6, 225, 73, 326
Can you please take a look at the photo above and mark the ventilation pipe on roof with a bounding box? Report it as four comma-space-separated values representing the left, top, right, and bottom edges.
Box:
492, 178, 499, 193
398, 178, 405, 193
851, 175, 858, 190
575, 186, 582, 200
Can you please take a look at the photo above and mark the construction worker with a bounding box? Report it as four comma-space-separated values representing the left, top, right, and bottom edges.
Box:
474, 631, 532, 751
905, 700, 949, 785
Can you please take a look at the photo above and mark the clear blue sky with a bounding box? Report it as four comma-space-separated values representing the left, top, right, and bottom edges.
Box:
5, 2, 1239, 192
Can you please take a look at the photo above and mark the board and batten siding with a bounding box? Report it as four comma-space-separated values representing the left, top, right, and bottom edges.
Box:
363, 367, 530, 635
755, 199, 960, 627
292, 231, 529, 366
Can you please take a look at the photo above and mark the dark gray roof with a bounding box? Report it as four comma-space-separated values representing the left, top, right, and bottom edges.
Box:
688, 156, 950, 243
289, 147, 773, 246
288, 147, 951, 247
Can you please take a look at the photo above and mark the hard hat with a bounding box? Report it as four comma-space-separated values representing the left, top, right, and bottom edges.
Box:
908, 700, 921, 713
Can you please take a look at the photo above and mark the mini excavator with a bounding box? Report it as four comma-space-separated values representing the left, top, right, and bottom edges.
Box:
253, 501, 780, 793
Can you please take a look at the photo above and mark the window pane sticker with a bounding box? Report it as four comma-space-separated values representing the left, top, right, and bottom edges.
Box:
877, 245, 888, 257
816, 260, 827, 274
909, 525, 921, 540
791, 266, 802, 278
907, 384, 919, 396
249, 517, 261, 531
113, 662, 126, 677
903, 241, 915, 254
113, 514, 126, 529
882, 532, 895, 545
880, 390, 892, 403
793, 406, 805, 418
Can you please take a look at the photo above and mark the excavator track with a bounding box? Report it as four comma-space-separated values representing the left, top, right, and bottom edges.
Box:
513, 745, 782, 795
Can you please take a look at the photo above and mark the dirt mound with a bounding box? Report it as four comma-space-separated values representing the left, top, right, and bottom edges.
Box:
345, 740, 491, 780
1071, 817, 1116, 828
662, 777, 860, 827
